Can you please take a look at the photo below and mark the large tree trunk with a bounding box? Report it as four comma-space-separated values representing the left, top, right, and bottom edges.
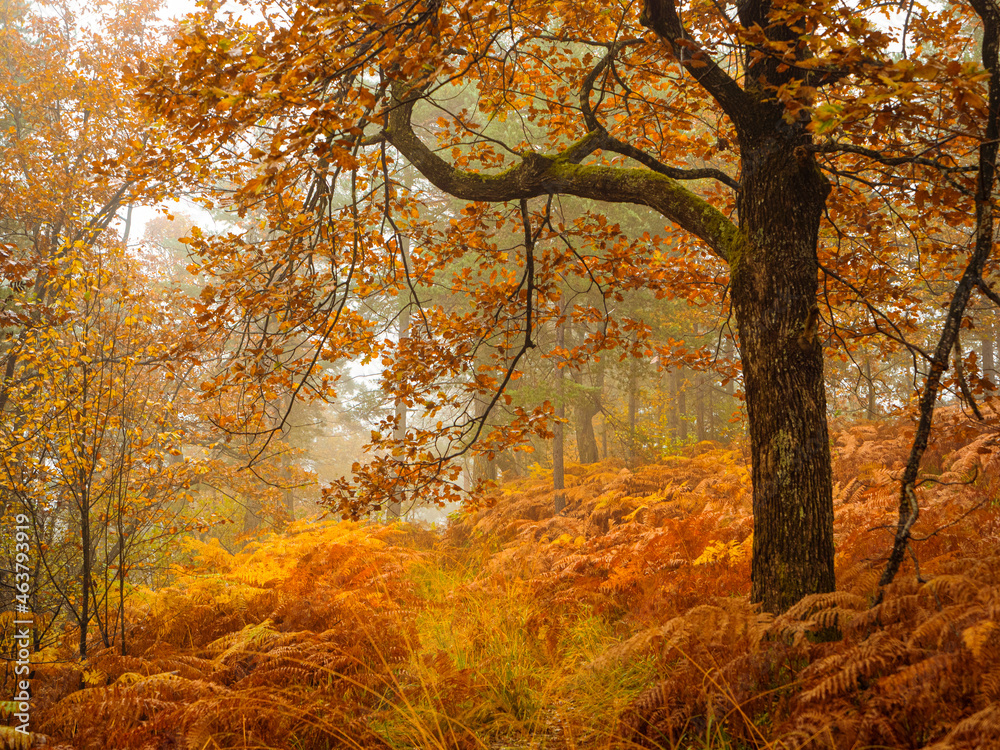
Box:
732, 133, 836, 613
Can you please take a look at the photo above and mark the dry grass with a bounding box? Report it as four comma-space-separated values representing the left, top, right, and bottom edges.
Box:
8, 412, 1000, 749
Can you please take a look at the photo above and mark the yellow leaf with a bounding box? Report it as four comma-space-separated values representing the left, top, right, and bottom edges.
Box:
962, 621, 998, 659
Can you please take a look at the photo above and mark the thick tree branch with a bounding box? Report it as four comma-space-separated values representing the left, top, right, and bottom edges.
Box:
384, 85, 742, 263
639, 0, 754, 135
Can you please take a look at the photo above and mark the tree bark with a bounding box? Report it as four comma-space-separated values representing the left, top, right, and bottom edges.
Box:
673, 369, 688, 443
472, 393, 498, 484
242, 495, 262, 535
553, 305, 566, 512
562, 310, 600, 464
389, 234, 411, 522
732, 131, 835, 613
626, 356, 638, 466
864, 357, 878, 418
79, 485, 91, 659
695, 371, 706, 442
574, 398, 600, 464
571, 351, 602, 464
707, 377, 715, 440
982, 322, 996, 382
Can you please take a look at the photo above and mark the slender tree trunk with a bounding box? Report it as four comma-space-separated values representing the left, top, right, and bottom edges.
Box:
119, 522, 126, 656
707, 378, 715, 440
78, 366, 92, 659
389, 236, 411, 521
553, 306, 566, 512
32, 550, 43, 652
283, 482, 295, 522
668, 369, 679, 440
472, 390, 498, 484
626, 357, 638, 466
278, 431, 295, 525
574, 401, 600, 464
656, 372, 666, 433
674, 369, 688, 443
983, 321, 996, 382
571, 364, 601, 466
79, 490, 90, 659
562, 311, 600, 464
865, 357, 878, 418
473, 449, 498, 482
243, 496, 262, 535
732, 132, 835, 613
695, 371, 706, 442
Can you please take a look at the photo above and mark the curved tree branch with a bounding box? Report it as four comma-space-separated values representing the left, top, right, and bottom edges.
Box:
579, 39, 740, 191
639, 0, 755, 135
810, 139, 975, 175
383, 83, 742, 263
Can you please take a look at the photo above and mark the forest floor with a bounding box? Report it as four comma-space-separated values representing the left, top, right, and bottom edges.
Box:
12, 410, 1000, 749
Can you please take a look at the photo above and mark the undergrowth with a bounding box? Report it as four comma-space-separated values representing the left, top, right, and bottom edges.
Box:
4, 410, 1000, 749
